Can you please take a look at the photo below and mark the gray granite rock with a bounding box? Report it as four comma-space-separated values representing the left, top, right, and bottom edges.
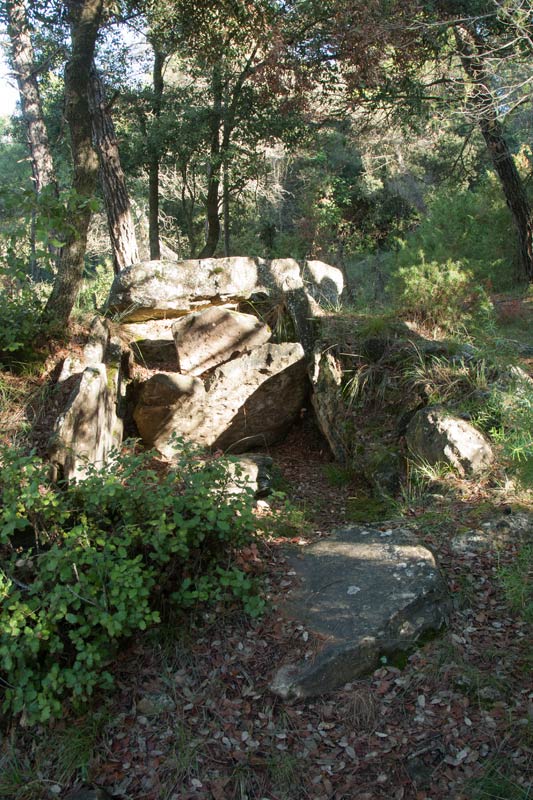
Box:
406, 406, 494, 476
309, 350, 352, 463
222, 454, 274, 496
172, 306, 271, 376
303, 259, 345, 308
121, 318, 178, 368
201, 342, 308, 453
271, 525, 449, 699
49, 363, 123, 482
108, 257, 303, 322
133, 372, 207, 458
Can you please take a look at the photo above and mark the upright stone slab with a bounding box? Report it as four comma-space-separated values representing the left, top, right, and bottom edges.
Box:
271, 525, 449, 699
133, 373, 207, 458
309, 349, 353, 463
172, 306, 271, 376
49, 363, 123, 482
303, 259, 345, 308
200, 342, 308, 452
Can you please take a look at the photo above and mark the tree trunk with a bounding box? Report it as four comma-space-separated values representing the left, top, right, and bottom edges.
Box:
88, 65, 139, 273
197, 64, 223, 258
5, 0, 56, 195
479, 119, 533, 282
43, 0, 104, 328
455, 24, 533, 282
148, 46, 165, 260
223, 159, 230, 257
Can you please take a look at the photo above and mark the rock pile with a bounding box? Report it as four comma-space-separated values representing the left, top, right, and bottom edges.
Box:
50, 257, 344, 477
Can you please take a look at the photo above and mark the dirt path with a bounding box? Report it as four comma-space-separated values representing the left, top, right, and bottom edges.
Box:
77, 421, 531, 800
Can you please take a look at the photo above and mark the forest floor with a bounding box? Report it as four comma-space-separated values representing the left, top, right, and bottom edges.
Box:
1, 300, 533, 800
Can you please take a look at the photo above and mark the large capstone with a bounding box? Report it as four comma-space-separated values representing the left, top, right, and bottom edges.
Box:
172, 306, 271, 376
108, 257, 304, 322
271, 525, 449, 699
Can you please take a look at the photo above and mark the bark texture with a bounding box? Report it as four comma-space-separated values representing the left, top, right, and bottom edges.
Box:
5, 0, 56, 194
89, 65, 139, 273
148, 46, 165, 260
197, 64, 223, 258
455, 24, 533, 282
43, 0, 105, 327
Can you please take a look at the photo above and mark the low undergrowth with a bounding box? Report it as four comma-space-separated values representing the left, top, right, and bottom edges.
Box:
0, 441, 264, 724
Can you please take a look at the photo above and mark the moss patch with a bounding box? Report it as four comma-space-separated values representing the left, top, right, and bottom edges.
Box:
345, 494, 394, 523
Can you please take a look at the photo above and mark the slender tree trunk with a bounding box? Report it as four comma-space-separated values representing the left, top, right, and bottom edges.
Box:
455, 24, 533, 282
88, 65, 139, 273
43, 0, 104, 328
148, 46, 165, 260
479, 118, 533, 281
223, 160, 230, 257
5, 0, 56, 194
148, 156, 160, 260
197, 64, 223, 258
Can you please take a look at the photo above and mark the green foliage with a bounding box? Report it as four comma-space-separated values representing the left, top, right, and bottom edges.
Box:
404, 352, 494, 407
345, 495, 393, 523
74, 261, 114, 316
466, 759, 532, 800
391, 173, 525, 291
499, 546, 533, 622
0, 183, 103, 363
0, 184, 96, 277
323, 463, 354, 487
0, 443, 263, 724
262, 491, 312, 538
0, 278, 46, 365
388, 256, 494, 333
473, 371, 533, 480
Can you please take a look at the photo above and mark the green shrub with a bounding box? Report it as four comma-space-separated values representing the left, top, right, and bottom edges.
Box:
471, 370, 533, 481
0, 443, 263, 724
388, 256, 494, 333
0, 281, 46, 365
392, 174, 524, 291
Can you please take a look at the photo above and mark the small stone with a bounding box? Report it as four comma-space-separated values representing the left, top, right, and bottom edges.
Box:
137, 694, 176, 716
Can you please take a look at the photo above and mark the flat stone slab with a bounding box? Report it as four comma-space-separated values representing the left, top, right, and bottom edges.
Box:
271, 525, 449, 699
172, 306, 271, 376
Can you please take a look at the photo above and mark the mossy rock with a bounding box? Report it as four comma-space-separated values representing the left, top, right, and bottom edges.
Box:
364, 446, 403, 497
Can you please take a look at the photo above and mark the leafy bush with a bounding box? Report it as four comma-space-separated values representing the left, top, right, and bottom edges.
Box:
391, 173, 525, 291
0, 278, 46, 365
388, 256, 494, 333
0, 443, 263, 723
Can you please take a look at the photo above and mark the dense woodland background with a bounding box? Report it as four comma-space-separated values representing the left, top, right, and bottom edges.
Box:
1, 0, 533, 340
